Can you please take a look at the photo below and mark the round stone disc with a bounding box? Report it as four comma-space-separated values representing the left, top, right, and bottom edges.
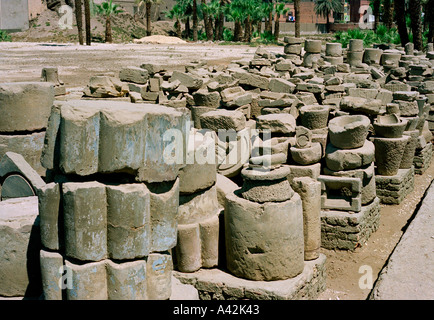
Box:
1, 174, 35, 200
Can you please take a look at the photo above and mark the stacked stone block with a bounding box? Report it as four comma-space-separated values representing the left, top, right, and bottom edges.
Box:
372, 113, 414, 204
320, 114, 380, 250
174, 128, 220, 273
0, 82, 55, 176
38, 100, 189, 300
324, 43, 343, 66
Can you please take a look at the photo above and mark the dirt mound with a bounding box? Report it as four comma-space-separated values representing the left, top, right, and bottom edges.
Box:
10, 8, 173, 43
134, 35, 186, 44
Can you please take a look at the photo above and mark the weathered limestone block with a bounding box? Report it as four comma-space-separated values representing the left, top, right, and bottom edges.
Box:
375, 166, 414, 204
256, 113, 296, 135
305, 40, 322, 53
38, 183, 61, 250
287, 163, 321, 182
299, 105, 330, 130
239, 166, 294, 203
106, 184, 151, 260
269, 78, 296, 94
41, 67, 66, 96
140, 63, 166, 75
290, 142, 322, 165
363, 48, 383, 65
179, 129, 216, 194
323, 163, 376, 205
400, 130, 419, 169
291, 177, 321, 261
63, 182, 108, 262
394, 100, 419, 116
119, 66, 149, 84
233, 72, 270, 90
326, 43, 342, 57
83, 75, 128, 98
225, 191, 304, 281
0, 132, 46, 177
318, 175, 362, 212
98, 107, 147, 174
175, 215, 219, 273
325, 140, 375, 171
178, 185, 219, 225
0, 196, 41, 297
146, 253, 173, 300
329, 115, 371, 149
0, 82, 54, 132
373, 136, 410, 176
340, 96, 385, 115
413, 142, 433, 175
170, 71, 203, 90
216, 174, 239, 209
42, 101, 188, 183
147, 178, 179, 252
0, 151, 46, 197
321, 197, 381, 250
193, 89, 221, 108
106, 259, 147, 300
40, 249, 63, 300
65, 259, 108, 300
59, 103, 101, 176
200, 109, 246, 132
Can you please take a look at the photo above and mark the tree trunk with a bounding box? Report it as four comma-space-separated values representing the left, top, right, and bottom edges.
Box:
244, 16, 251, 42
234, 20, 242, 41
394, 0, 409, 46
267, 10, 273, 35
428, 0, 434, 44
84, 0, 91, 45
146, 1, 152, 36
185, 17, 191, 39
294, 0, 300, 37
74, 0, 83, 45
176, 19, 182, 38
214, 16, 221, 40
105, 16, 112, 43
326, 13, 330, 33
274, 13, 280, 41
201, 0, 212, 41
192, 0, 198, 41
373, 0, 381, 31
256, 20, 262, 35
218, 11, 224, 40
384, 0, 393, 29
208, 16, 214, 40
410, 0, 423, 51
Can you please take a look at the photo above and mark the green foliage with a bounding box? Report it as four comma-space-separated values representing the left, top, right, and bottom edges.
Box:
0, 30, 11, 42
334, 26, 403, 48
223, 27, 234, 41
95, 0, 123, 17
314, 0, 344, 19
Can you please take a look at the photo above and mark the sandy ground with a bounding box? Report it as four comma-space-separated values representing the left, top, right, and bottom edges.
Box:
0, 41, 433, 300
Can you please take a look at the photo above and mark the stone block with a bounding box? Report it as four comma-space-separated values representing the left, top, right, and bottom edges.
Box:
178, 185, 219, 225
200, 109, 246, 132
375, 167, 414, 204
193, 89, 221, 108
40, 250, 63, 300
119, 67, 149, 84
286, 163, 321, 182
106, 184, 151, 260
146, 253, 173, 300
321, 197, 381, 250
0, 82, 54, 132
325, 140, 375, 171
256, 113, 296, 134
318, 175, 362, 212
291, 177, 321, 261
63, 181, 108, 262
233, 72, 270, 90
0, 196, 41, 297
269, 78, 296, 94
65, 259, 108, 300
0, 132, 46, 177
225, 191, 304, 281
147, 178, 179, 252
170, 71, 203, 90
38, 183, 61, 250
106, 259, 147, 300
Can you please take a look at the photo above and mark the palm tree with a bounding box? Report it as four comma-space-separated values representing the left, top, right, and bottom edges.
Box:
95, 0, 123, 43
394, 0, 409, 46
383, 0, 393, 29
314, 0, 343, 33
294, 0, 300, 37
84, 0, 91, 45
165, 3, 183, 38
274, 2, 289, 41
427, 0, 434, 44
200, 0, 213, 40
74, 0, 84, 45
373, 0, 381, 31
136, 0, 162, 36
409, 0, 423, 50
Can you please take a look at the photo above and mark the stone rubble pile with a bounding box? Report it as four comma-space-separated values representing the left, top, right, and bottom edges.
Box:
1, 39, 434, 300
